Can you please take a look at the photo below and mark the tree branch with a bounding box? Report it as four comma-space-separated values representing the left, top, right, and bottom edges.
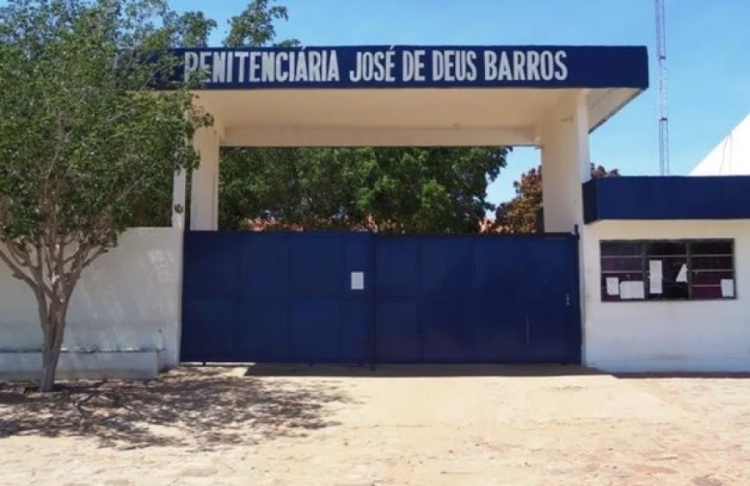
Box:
42, 232, 55, 288
5, 239, 31, 268
60, 241, 105, 305
81, 245, 108, 272
0, 245, 37, 289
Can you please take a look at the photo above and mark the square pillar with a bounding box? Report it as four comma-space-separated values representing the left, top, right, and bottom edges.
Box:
540, 91, 591, 233
190, 128, 220, 231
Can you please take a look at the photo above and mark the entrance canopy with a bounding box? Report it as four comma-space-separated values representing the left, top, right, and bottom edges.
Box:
170, 45, 649, 147
167, 45, 649, 232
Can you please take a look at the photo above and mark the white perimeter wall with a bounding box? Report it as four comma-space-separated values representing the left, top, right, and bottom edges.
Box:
582, 220, 750, 372
0, 228, 183, 367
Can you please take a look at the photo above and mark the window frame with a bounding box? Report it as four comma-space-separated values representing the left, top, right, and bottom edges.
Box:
599, 238, 737, 303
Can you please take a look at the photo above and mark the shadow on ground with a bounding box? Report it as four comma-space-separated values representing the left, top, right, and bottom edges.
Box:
235, 363, 603, 378
0, 367, 350, 451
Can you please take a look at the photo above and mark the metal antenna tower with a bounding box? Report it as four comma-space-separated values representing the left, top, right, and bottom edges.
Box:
655, 0, 670, 175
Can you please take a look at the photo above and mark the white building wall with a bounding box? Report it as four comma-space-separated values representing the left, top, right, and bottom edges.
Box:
582, 220, 750, 372
0, 228, 183, 371
690, 113, 750, 176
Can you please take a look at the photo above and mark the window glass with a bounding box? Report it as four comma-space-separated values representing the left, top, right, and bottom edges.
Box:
601, 256, 642, 272
646, 241, 687, 256
690, 241, 733, 255
599, 239, 735, 302
601, 242, 642, 257
691, 256, 733, 270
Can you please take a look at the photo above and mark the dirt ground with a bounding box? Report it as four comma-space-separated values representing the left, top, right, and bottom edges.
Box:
1, 365, 749, 485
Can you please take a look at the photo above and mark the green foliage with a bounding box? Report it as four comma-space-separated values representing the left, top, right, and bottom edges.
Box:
0, 0, 207, 242
224, 0, 300, 48
214, 1, 507, 234
220, 147, 509, 233
172, 10, 217, 48
497, 163, 620, 233
0, 0, 210, 390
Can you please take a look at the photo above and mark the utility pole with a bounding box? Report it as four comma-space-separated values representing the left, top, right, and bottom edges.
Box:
655, 0, 670, 175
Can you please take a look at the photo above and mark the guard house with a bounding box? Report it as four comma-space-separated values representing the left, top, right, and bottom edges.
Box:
2, 45, 750, 379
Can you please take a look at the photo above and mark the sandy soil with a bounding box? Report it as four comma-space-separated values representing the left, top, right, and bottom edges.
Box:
1, 365, 749, 485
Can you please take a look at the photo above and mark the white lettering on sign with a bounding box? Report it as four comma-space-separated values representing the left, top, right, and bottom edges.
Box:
184, 50, 341, 84
212, 51, 227, 82
235, 51, 248, 82
181, 48, 570, 85
349, 50, 397, 82
402, 49, 426, 81
484, 49, 568, 82
183, 51, 199, 82
199, 51, 211, 82
432, 49, 478, 82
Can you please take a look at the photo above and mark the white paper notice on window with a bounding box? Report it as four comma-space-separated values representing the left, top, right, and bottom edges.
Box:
676, 264, 688, 283
351, 271, 365, 290
649, 260, 663, 294
721, 279, 735, 298
649, 260, 663, 279
649, 277, 663, 295
620, 281, 645, 300
606, 277, 620, 296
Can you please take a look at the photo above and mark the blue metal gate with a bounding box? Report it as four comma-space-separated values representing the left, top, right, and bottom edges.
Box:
180, 231, 581, 364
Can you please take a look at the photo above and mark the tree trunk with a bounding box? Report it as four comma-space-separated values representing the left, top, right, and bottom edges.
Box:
37, 294, 68, 393
1, 242, 91, 393
40, 341, 61, 393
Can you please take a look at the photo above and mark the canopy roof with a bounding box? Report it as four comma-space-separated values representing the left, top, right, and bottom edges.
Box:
168, 45, 649, 147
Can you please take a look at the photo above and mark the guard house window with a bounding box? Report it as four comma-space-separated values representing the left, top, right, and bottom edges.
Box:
600, 240, 736, 301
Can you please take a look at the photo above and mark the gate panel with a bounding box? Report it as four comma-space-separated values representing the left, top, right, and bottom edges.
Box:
339, 301, 370, 362
181, 232, 240, 362
288, 299, 340, 361
373, 234, 581, 364
472, 238, 528, 362
374, 238, 422, 362
523, 236, 581, 363
181, 231, 374, 364
238, 233, 290, 296
182, 299, 236, 362
235, 233, 290, 361
235, 299, 287, 362
419, 238, 475, 362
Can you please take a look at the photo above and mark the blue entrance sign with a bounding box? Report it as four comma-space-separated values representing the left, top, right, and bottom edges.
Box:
167, 45, 648, 90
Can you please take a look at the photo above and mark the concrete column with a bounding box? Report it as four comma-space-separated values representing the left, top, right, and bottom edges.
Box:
540, 91, 591, 233
190, 128, 220, 231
